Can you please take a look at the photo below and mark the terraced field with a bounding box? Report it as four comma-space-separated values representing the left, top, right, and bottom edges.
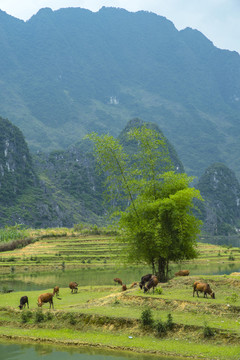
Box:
0, 235, 124, 271
0, 234, 240, 273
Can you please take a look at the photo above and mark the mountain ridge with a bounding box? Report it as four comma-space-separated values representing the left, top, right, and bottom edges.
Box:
0, 7, 240, 178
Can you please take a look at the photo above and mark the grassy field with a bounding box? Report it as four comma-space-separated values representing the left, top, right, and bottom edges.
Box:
1, 231, 240, 358
1, 276, 240, 359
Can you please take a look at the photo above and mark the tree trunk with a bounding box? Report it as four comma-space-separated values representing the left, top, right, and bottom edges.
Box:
157, 257, 168, 282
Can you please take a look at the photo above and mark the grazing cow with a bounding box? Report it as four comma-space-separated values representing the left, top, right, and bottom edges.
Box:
122, 284, 127, 291
139, 274, 152, 289
144, 275, 158, 293
69, 281, 78, 293
53, 286, 60, 297
38, 293, 54, 309
193, 281, 215, 299
114, 278, 123, 286
37, 286, 59, 309
175, 270, 190, 277
18, 296, 29, 310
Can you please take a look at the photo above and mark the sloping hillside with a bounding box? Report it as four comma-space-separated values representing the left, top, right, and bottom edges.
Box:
0, 7, 240, 178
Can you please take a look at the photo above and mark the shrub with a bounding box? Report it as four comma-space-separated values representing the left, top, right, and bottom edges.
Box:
21, 310, 32, 323
46, 311, 54, 320
166, 313, 174, 330
69, 313, 77, 325
2, 286, 8, 293
155, 319, 167, 336
203, 322, 214, 338
141, 308, 154, 327
34, 309, 45, 323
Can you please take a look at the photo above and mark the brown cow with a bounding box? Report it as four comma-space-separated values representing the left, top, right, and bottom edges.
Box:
53, 286, 60, 297
69, 281, 78, 293
144, 275, 158, 293
193, 281, 215, 299
37, 287, 59, 309
114, 278, 123, 285
175, 270, 190, 276
122, 284, 127, 291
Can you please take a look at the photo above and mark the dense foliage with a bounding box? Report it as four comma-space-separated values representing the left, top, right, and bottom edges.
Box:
89, 126, 202, 281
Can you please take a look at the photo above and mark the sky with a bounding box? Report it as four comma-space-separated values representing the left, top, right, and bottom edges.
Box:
0, 0, 239, 54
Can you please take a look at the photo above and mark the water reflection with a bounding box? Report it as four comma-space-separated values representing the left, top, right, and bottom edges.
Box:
1, 262, 240, 293
0, 342, 182, 360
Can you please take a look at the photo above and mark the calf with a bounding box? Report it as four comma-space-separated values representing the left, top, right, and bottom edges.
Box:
53, 286, 60, 297
69, 281, 78, 293
122, 284, 127, 291
114, 278, 123, 286
193, 281, 215, 299
18, 296, 29, 310
144, 275, 158, 293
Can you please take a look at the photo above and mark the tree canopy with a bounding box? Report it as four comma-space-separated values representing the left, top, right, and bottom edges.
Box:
87, 125, 203, 281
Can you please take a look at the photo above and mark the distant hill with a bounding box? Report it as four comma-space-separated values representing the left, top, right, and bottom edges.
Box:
0, 117, 184, 228
0, 117, 35, 205
197, 163, 240, 235
0, 7, 240, 178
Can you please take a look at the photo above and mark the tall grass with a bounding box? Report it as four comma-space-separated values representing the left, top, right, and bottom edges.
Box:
0, 224, 29, 243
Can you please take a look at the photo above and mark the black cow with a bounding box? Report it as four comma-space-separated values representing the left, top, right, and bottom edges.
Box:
18, 296, 29, 310
139, 274, 152, 289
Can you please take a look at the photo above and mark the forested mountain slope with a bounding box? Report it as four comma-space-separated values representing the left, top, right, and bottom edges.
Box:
0, 7, 240, 178
197, 163, 240, 235
0, 117, 184, 228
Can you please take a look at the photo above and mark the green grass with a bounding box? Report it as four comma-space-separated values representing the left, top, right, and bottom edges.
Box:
1, 234, 240, 272
1, 325, 240, 359
1, 234, 240, 358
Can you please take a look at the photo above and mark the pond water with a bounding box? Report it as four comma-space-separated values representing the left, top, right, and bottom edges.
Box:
0, 342, 182, 360
0, 262, 240, 293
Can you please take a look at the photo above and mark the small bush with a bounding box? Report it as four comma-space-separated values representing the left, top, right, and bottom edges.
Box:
21, 310, 32, 323
155, 287, 163, 295
166, 313, 174, 330
141, 308, 154, 327
46, 311, 54, 320
228, 255, 235, 261
203, 322, 214, 338
34, 309, 45, 323
155, 319, 167, 336
69, 313, 77, 325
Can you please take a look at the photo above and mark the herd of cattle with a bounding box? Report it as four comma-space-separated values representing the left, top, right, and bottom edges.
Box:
17, 270, 215, 310
114, 270, 215, 299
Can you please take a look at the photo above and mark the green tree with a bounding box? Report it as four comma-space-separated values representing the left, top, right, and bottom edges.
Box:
87, 125, 202, 281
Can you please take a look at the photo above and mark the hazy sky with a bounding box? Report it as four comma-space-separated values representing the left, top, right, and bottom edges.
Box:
0, 0, 239, 54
